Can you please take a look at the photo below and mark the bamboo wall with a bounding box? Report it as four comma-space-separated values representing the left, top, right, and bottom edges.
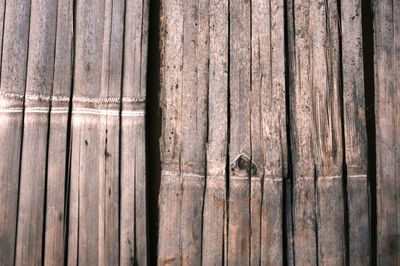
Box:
0, 0, 398, 265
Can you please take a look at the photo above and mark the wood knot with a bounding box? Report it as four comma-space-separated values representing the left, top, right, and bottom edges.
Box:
230, 153, 257, 177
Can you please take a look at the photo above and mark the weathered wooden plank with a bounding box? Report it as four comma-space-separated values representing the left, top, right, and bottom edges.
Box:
340, 0, 370, 264
311, 0, 345, 264
15, 0, 58, 264
179, 0, 209, 264
43, 0, 74, 264
228, 0, 251, 264
158, 0, 184, 263
68, 0, 105, 264
0, 1, 31, 265
252, 0, 287, 264
120, 0, 149, 264
374, 0, 400, 264
287, 0, 318, 263
201, 0, 228, 263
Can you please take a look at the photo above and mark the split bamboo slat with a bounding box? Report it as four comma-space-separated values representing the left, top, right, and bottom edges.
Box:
341, 0, 370, 264
374, 0, 400, 264
0, 1, 31, 265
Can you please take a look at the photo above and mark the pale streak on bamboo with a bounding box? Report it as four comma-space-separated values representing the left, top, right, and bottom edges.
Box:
0, 1, 31, 265
228, 0, 251, 264
374, 0, 400, 264
252, 0, 287, 264
68, 0, 105, 264
341, 0, 370, 264
201, 0, 228, 263
158, 0, 184, 264
120, 0, 149, 264
43, 0, 73, 264
15, 0, 58, 264
180, 0, 208, 264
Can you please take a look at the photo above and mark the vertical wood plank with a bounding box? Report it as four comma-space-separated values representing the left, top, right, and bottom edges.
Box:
43, 0, 73, 264
341, 0, 370, 264
15, 0, 58, 264
0, 1, 31, 265
201, 0, 228, 263
120, 0, 149, 264
158, 0, 184, 264
68, 0, 105, 264
228, 0, 251, 264
374, 0, 400, 264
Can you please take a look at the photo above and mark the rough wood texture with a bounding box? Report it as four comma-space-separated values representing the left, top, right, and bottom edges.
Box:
15, 0, 58, 264
43, 0, 74, 265
374, 0, 400, 264
341, 0, 370, 264
0, 1, 31, 265
287, 0, 345, 264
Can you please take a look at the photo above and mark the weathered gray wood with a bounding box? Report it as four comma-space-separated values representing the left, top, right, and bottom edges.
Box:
0, 1, 31, 265
158, 0, 184, 264
288, 0, 345, 264
120, 0, 149, 264
68, 1, 105, 264
15, 0, 58, 264
374, 0, 400, 264
43, 0, 73, 264
287, 0, 318, 263
180, 0, 208, 264
228, 0, 251, 264
201, 0, 228, 264
252, 0, 287, 264
341, 0, 370, 264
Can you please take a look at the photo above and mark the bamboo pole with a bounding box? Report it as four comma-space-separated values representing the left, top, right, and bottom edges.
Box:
43, 0, 74, 264
251, 0, 287, 264
341, 0, 370, 264
201, 0, 228, 264
15, 0, 58, 264
287, 0, 345, 264
374, 0, 400, 264
120, 0, 149, 264
0, 1, 31, 265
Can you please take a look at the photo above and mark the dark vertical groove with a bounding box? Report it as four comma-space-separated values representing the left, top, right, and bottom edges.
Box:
335, 0, 350, 264
146, 0, 161, 264
118, 0, 127, 264
64, 0, 77, 263
225, 0, 231, 263
361, 0, 376, 264
248, 0, 253, 264
283, 0, 293, 265
42, 1, 61, 263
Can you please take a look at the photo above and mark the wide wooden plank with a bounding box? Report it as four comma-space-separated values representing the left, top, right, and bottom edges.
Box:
252, 0, 287, 264
340, 0, 370, 264
374, 0, 400, 264
158, 0, 184, 264
0, 1, 31, 265
201, 0, 228, 263
43, 0, 74, 264
68, 0, 105, 264
228, 0, 251, 264
15, 0, 58, 264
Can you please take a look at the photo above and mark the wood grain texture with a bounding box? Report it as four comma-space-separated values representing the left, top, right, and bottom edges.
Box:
0, 1, 31, 265
201, 0, 228, 264
158, 0, 184, 264
43, 0, 73, 264
374, 0, 400, 264
341, 0, 370, 264
15, 0, 58, 264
